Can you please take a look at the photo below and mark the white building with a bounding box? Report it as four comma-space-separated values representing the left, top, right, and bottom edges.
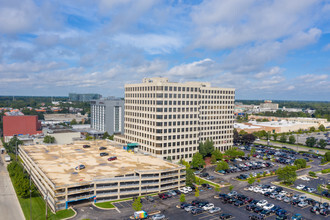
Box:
123, 77, 235, 161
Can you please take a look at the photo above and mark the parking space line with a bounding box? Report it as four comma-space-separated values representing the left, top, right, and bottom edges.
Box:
265, 213, 275, 218
301, 205, 311, 209
199, 213, 217, 219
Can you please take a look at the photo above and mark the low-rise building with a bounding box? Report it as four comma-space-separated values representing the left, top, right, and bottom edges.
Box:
19, 140, 185, 212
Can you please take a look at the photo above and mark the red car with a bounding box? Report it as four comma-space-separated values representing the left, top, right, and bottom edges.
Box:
158, 193, 168, 199
108, 156, 117, 161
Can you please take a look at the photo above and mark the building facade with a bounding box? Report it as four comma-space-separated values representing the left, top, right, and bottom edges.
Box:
19, 141, 185, 212
91, 99, 125, 135
69, 93, 102, 102
124, 77, 235, 161
3, 115, 42, 142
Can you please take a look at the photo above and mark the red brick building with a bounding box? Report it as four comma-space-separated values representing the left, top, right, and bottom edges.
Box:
3, 115, 42, 142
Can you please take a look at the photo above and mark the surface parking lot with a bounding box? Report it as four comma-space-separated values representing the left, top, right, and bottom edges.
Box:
294, 176, 329, 196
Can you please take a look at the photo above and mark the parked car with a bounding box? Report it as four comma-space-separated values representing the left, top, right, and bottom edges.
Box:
75, 164, 85, 170
146, 196, 154, 202
283, 197, 291, 203
260, 209, 272, 217
108, 156, 117, 161
249, 214, 264, 220
180, 202, 189, 209
209, 207, 221, 214
263, 203, 274, 210
100, 152, 109, 157
291, 214, 302, 220
220, 214, 233, 219
298, 201, 308, 207
158, 193, 167, 200
256, 200, 268, 207
191, 208, 203, 215
254, 207, 264, 213
320, 208, 330, 216
152, 214, 166, 220
83, 145, 90, 148
202, 203, 214, 210
184, 206, 195, 212
99, 146, 107, 150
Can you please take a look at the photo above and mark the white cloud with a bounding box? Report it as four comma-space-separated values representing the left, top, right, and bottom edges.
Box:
254, 66, 283, 79
113, 33, 182, 54
164, 58, 216, 79
297, 74, 328, 83
323, 43, 330, 51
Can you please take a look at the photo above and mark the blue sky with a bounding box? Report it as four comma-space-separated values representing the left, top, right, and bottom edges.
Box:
0, 0, 329, 101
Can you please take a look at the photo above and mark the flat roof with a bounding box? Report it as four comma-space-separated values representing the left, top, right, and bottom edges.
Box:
21, 140, 180, 187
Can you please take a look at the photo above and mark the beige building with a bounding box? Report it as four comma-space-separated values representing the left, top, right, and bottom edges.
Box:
123, 77, 235, 162
19, 140, 185, 212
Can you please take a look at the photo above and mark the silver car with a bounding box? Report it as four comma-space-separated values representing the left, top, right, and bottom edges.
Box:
283, 197, 291, 203
209, 207, 221, 213
185, 206, 194, 212
152, 214, 166, 220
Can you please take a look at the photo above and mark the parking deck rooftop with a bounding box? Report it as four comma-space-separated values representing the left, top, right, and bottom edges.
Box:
21, 140, 180, 186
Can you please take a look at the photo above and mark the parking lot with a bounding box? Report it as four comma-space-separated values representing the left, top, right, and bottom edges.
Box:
294, 176, 329, 196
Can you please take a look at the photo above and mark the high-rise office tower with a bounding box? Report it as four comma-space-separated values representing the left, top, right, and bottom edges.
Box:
124, 77, 235, 161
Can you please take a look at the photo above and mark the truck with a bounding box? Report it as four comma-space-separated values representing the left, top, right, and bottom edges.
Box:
5, 155, 11, 162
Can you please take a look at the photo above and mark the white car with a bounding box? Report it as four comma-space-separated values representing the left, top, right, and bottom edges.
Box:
269, 186, 276, 192
308, 188, 316, 193
179, 188, 189, 194
186, 187, 192, 192
296, 185, 305, 190
260, 189, 268, 194
270, 192, 278, 199
256, 200, 268, 207
279, 191, 287, 196
300, 176, 310, 181
236, 158, 242, 161
228, 191, 237, 196
203, 203, 214, 210
248, 186, 255, 191
263, 203, 275, 210
253, 187, 261, 193
299, 195, 307, 201
209, 207, 221, 214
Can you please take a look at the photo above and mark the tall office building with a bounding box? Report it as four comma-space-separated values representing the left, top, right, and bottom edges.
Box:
91, 98, 124, 135
124, 77, 235, 161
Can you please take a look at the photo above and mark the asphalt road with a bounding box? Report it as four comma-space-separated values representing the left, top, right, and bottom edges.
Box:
0, 154, 25, 220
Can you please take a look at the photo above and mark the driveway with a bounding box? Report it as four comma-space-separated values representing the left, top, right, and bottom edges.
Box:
0, 155, 25, 220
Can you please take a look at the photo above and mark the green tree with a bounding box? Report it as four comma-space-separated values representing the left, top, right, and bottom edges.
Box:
179, 159, 190, 169
288, 135, 296, 144
215, 161, 229, 171
224, 147, 245, 159
276, 165, 297, 185
132, 197, 142, 211
229, 185, 234, 191
233, 128, 240, 143
70, 119, 78, 125
198, 139, 215, 158
195, 187, 199, 198
102, 132, 111, 139
180, 193, 186, 203
250, 146, 256, 156
318, 139, 327, 149
279, 134, 287, 143
185, 169, 195, 186
306, 137, 317, 148
211, 155, 217, 164
318, 124, 325, 132
273, 133, 278, 141
248, 177, 256, 185
191, 153, 205, 169
325, 152, 330, 162
294, 159, 307, 169
166, 156, 172, 162
211, 150, 223, 160
309, 126, 316, 132
241, 134, 256, 144
43, 135, 55, 143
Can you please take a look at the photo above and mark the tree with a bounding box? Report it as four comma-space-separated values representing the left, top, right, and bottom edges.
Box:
306, 137, 317, 148
211, 150, 223, 160
102, 132, 111, 139
276, 165, 297, 185
318, 124, 325, 132
70, 119, 78, 125
180, 193, 186, 203
248, 177, 256, 185
224, 147, 244, 159
211, 155, 217, 164
294, 159, 307, 169
318, 139, 327, 149
179, 159, 190, 169
250, 147, 256, 156
229, 185, 234, 191
186, 168, 195, 186
233, 128, 240, 143
241, 134, 256, 144
288, 135, 296, 144
273, 133, 278, 141
279, 134, 287, 143
198, 139, 215, 158
43, 135, 55, 143
325, 152, 330, 162
309, 126, 316, 132
132, 197, 142, 211
166, 156, 172, 162
195, 187, 200, 198
216, 161, 229, 171
191, 153, 205, 169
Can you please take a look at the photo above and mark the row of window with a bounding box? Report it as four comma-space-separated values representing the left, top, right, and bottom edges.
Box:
125, 86, 234, 95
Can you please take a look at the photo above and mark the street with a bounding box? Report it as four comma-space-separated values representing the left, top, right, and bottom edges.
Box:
0, 154, 25, 220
